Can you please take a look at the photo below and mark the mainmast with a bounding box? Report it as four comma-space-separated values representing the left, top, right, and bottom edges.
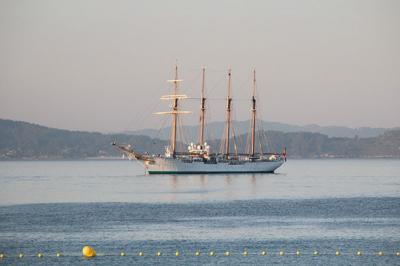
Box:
250, 69, 257, 158
199, 67, 206, 145
225, 69, 232, 158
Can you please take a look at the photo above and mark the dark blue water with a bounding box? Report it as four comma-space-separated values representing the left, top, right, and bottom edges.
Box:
0, 160, 399, 265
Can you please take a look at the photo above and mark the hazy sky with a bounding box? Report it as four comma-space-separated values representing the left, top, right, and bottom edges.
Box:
1, 0, 399, 132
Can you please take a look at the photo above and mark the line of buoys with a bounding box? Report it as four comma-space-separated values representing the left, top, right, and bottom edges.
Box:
2, 248, 400, 258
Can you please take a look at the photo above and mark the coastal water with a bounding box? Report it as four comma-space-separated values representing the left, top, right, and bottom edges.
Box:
0, 159, 399, 265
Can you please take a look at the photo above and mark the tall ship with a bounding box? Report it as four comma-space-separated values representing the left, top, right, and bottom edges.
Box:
113, 65, 286, 174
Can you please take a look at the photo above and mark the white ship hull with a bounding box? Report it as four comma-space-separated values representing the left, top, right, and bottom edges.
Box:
144, 158, 284, 174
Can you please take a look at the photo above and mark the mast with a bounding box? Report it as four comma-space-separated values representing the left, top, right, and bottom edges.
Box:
225, 69, 232, 158
171, 65, 179, 157
199, 67, 206, 145
155, 64, 191, 158
250, 69, 256, 158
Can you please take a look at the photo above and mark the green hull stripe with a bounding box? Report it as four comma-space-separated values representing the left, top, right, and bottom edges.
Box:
148, 170, 275, 174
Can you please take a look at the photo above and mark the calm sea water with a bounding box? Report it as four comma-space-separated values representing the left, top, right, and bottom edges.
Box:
0, 159, 399, 265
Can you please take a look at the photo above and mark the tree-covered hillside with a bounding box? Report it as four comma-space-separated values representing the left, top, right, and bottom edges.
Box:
0, 119, 399, 159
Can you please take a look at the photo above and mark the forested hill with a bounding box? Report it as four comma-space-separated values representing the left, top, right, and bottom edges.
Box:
0, 119, 399, 160
0, 119, 168, 160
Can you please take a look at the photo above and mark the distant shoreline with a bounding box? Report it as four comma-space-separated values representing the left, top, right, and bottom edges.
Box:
1, 119, 400, 160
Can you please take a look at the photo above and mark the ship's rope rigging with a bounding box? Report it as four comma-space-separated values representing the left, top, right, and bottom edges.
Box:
166, 66, 231, 151
232, 109, 246, 155
246, 120, 252, 155
177, 115, 189, 152
151, 115, 169, 146
201, 74, 225, 146
232, 127, 239, 158
255, 88, 271, 154
146, 66, 275, 157
120, 96, 161, 136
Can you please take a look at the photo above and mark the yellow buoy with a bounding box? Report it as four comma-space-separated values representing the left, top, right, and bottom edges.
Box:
242, 250, 248, 256
377, 251, 384, 256
396, 251, 400, 256
56, 252, 62, 257
156, 251, 162, 256
356, 250, 362, 256
120, 252, 125, 256
138, 251, 144, 256
296, 250, 300, 256
18, 253, 24, 258
261, 250, 267, 256
224, 251, 230, 256
0, 253, 4, 259
37, 253, 43, 258
279, 251, 284, 256
175, 251, 180, 257
313, 250, 319, 256
195, 251, 200, 256
82, 246, 96, 258
209, 251, 215, 256
335, 250, 340, 256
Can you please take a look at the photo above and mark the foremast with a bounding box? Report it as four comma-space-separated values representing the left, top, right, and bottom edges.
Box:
154, 65, 190, 158
171, 65, 179, 157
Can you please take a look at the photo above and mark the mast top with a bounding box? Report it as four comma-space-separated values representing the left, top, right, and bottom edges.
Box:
252, 69, 256, 97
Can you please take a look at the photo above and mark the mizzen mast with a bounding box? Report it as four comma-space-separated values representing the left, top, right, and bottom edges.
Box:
199, 67, 206, 145
250, 69, 257, 158
225, 69, 232, 158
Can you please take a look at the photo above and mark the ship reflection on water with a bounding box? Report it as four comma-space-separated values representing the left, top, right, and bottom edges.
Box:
166, 173, 262, 202
1, 159, 399, 205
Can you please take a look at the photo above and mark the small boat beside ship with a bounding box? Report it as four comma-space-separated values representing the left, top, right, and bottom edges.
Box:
113, 65, 286, 174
